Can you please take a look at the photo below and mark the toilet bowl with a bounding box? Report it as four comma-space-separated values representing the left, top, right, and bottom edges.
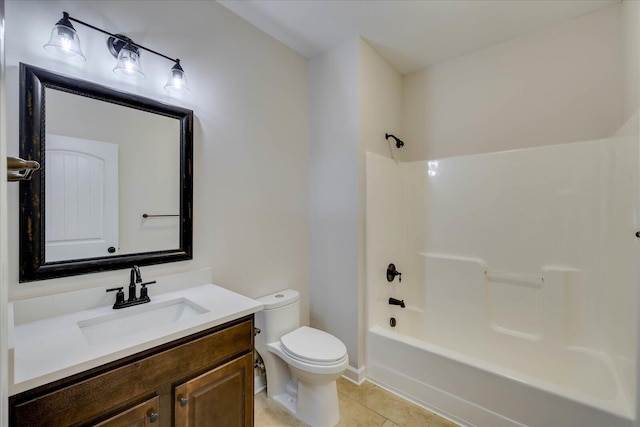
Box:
255, 290, 349, 427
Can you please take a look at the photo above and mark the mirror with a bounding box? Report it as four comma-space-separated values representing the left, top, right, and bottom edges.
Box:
19, 63, 193, 282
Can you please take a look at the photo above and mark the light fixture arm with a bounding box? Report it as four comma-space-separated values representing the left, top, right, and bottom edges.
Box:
64, 12, 179, 65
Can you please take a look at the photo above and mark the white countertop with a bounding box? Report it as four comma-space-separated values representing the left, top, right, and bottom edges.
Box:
9, 283, 263, 395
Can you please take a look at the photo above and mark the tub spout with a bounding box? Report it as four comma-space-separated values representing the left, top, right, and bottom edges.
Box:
389, 297, 405, 308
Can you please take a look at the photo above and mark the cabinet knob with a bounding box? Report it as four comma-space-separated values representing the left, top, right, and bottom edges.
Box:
254, 327, 261, 336
148, 412, 159, 423
179, 397, 189, 407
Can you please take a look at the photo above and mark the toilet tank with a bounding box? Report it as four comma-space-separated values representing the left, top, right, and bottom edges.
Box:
255, 289, 300, 344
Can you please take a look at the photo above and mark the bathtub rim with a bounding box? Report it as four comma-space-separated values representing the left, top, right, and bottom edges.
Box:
367, 325, 633, 421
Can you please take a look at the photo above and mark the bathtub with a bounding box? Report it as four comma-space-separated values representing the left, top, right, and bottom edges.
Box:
364, 140, 640, 427
365, 253, 636, 426
367, 319, 633, 427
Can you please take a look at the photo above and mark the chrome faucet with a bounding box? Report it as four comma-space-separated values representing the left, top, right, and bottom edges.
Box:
106, 265, 156, 309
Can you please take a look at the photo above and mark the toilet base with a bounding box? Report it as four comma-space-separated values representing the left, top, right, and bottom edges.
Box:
268, 380, 340, 427
272, 391, 298, 416
297, 380, 340, 427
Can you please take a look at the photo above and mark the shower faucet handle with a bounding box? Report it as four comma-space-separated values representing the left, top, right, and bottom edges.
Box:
387, 263, 402, 283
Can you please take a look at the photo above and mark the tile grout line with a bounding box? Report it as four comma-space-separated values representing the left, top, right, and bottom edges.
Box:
337, 391, 390, 426
339, 385, 418, 427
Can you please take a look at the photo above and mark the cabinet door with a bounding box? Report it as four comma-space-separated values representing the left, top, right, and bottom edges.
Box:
92, 396, 160, 427
175, 353, 253, 427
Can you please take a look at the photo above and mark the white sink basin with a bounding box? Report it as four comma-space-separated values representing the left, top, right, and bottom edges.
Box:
78, 298, 209, 345
10, 281, 264, 395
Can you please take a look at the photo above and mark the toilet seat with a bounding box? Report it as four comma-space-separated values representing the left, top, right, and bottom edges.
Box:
280, 326, 347, 366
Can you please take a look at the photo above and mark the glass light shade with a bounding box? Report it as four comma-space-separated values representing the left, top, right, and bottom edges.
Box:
43, 16, 85, 62
113, 42, 145, 79
164, 61, 190, 93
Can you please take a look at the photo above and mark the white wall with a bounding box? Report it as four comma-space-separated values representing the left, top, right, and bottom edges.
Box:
619, 0, 640, 418
402, 3, 624, 161
308, 38, 360, 371
5, 1, 310, 325
0, 0, 9, 424
358, 40, 403, 369
623, 0, 640, 121
359, 40, 404, 162
308, 37, 403, 377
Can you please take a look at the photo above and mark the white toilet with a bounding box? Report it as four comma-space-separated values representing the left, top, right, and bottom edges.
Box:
255, 289, 349, 427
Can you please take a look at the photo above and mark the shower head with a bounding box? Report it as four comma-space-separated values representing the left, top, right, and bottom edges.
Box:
385, 133, 404, 148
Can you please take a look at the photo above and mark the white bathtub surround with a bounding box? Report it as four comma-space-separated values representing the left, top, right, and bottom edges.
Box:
365, 129, 639, 426
8, 269, 263, 395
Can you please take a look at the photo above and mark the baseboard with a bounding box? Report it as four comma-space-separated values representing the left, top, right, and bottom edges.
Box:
341, 364, 366, 385
255, 363, 365, 394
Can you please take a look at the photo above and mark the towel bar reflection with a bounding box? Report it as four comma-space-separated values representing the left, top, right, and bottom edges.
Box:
7, 156, 40, 182
142, 213, 179, 218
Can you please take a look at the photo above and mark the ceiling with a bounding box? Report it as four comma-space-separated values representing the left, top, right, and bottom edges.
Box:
217, 0, 619, 75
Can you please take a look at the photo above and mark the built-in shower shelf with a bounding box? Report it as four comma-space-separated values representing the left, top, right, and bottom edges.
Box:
484, 270, 543, 287
419, 252, 579, 343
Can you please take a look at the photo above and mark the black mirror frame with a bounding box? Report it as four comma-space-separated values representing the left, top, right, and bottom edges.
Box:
19, 63, 193, 282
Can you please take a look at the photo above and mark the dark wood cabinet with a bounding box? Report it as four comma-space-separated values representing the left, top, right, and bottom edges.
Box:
9, 316, 254, 427
175, 353, 253, 427
93, 396, 160, 427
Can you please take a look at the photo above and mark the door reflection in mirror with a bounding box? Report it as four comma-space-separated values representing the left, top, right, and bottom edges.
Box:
45, 88, 181, 262
45, 134, 118, 262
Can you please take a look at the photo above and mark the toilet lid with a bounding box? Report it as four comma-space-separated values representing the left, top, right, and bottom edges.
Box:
280, 326, 347, 363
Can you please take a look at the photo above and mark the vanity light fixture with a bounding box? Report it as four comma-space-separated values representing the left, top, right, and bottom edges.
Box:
164, 59, 190, 93
111, 37, 145, 79
44, 12, 189, 92
43, 12, 85, 61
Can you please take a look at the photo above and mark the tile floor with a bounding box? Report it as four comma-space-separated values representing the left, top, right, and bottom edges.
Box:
255, 377, 460, 427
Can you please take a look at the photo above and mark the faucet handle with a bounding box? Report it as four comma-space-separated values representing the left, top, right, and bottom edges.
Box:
106, 287, 125, 307
387, 263, 402, 283
139, 280, 156, 301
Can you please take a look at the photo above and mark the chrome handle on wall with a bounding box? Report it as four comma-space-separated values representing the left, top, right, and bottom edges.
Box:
7, 156, 40, 182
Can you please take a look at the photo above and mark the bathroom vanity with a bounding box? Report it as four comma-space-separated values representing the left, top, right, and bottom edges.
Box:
7, 275, 262, 427
10, 317, 253, 426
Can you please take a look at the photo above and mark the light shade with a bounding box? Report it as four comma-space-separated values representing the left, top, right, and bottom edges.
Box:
164, 60, 190, 93
113, 41, 145, 79
43, 12, 85, 61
